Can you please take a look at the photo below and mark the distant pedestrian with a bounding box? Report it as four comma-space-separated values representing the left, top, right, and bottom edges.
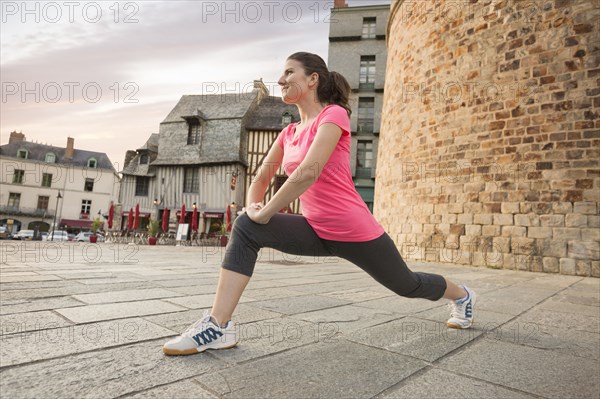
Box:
163, 52, 476, 356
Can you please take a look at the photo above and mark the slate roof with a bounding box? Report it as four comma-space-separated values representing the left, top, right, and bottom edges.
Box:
0, 140, 116, 172
122, 134, 159, 176
245, 96, 300, 131
161, 93, 258, 123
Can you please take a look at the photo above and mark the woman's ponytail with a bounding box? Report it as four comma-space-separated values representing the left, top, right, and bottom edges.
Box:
326, 71, 351, 116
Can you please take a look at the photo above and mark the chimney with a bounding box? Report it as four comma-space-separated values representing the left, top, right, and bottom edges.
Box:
123, 150, 137, 168
253, 78, 269, 101
9, 131, 25, 144
65, 137, 75, 160
334, 0, 347, 8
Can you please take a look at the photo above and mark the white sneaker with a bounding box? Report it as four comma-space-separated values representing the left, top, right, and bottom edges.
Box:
447, 285, 476, 329
163, 310, 238, 356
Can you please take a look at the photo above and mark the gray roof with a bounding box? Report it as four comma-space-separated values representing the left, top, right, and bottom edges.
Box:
122, 134, 159, 176
245, 96, 300, 131
136, 133, 159, 152
0, 140, 116, 172
161, 92, 259, 123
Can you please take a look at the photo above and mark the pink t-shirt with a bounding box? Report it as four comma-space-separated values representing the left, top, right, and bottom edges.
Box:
276, 104, 384, 242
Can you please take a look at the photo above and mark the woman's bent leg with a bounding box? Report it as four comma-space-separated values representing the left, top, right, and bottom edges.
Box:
212, 213, 331, 323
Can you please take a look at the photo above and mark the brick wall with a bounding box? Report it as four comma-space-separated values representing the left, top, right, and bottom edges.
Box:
375, 0, 599, 276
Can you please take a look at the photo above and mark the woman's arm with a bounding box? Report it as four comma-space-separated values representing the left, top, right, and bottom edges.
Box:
249, 122, 343, 224
247, 140, 284, 205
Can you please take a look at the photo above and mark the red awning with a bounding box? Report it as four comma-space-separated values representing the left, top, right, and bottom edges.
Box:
60, 219, 105, 229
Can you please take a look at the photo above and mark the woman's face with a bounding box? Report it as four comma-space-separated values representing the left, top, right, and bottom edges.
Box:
278, 59, 317, 104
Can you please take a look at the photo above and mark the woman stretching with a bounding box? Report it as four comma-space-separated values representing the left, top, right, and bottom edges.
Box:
163, 52, 476, 356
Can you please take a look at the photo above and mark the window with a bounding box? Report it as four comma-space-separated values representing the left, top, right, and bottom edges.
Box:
87, 158, 97, 168
45, 153, 56, 163
37, 196, 49, 210
135, 176, 150, 196
42, 173, 53, 187
356, 141, 374, 178
81, 200, 92, 215
8, 193, 21, 208
362, 17, 376, 39
187, 120, 201, 145
84, 178, 94, 192
139, 153, 149, 164
357, 97, 375, 133
13, 169, 24, 184
183, 167, 199, 193
281, 112, 293, 125
359, 56, 376, 90
17, 149, 28, 159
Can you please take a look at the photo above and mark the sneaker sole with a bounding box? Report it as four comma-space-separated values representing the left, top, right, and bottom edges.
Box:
446, 321, 472, 329
163, 341, 238, 356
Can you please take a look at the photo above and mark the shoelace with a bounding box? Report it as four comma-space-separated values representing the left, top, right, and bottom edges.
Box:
448, 301, 468, 319
182, 310, 214, 337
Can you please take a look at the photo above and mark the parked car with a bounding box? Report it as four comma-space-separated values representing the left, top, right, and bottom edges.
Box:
75, 231, 105, 242
67, 233, 76, 241
13, 230, 34, 240
43, 231, 69, 242
0, 226, 12, 240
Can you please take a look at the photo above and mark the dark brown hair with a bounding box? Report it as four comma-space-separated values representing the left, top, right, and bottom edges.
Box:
287, 52, 352, 115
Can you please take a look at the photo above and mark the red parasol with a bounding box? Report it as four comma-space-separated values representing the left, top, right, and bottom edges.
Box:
133, 203, 140, 230
161, 208, 169, 233
191, 206, 198, 231
107, 204, 114, 229
226, 205, 232, 232
127, 208, 133, 231
179, 204, 186, 223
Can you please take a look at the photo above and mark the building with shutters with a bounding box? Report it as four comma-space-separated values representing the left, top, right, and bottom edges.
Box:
0, 132, 120, 235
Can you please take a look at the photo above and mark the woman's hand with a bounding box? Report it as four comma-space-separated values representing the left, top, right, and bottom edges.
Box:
245, 202, 271, 225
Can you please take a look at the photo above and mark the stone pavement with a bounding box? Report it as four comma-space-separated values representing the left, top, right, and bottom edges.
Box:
0, 241, 598, 399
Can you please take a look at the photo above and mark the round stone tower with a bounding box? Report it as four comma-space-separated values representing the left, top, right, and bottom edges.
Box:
376, 0, 599, 276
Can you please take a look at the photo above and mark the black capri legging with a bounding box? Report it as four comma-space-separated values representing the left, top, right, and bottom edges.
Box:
222, 213, 447, 301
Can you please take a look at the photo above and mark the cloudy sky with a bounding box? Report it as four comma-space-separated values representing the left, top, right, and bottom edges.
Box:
1, 0, 390, 169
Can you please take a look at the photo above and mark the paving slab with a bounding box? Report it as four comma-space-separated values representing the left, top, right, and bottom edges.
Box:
125, 379, 218, 399
347, 316, 482, 362
499, 318, 600, 360
246, 294, 351, 315
0, 318, 174, 367
380, 367, 537, 399
196, 340, 428, 399
208, 318, 336, 365
0, 339, 225, 399
72, 288, 184, 304
509, 307, 599, 334
0, 296, 85, 315
354, 296, 443, 315
1, 310, 72, 335
290, 304, 399, 334
56, 300, 187, 323
438, 339, 600, 399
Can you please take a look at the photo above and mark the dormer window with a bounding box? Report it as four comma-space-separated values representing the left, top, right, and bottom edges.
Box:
187, 119, 201, 145
282, 112, 293, 125
139, 153, 149, 164
17, 149, 28, 159
87, 158, 97, 168
45, 153, 56, 163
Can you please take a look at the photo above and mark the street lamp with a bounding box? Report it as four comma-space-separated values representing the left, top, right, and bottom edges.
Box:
50, 191, 62, 241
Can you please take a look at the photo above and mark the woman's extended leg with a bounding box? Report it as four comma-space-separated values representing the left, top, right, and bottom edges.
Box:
326, 233, 476, 328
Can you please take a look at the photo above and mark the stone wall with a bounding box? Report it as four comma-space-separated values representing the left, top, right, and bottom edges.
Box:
375, 0, 599, 276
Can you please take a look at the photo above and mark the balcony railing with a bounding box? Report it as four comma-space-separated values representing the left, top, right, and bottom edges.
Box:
0, 206, 54, 218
